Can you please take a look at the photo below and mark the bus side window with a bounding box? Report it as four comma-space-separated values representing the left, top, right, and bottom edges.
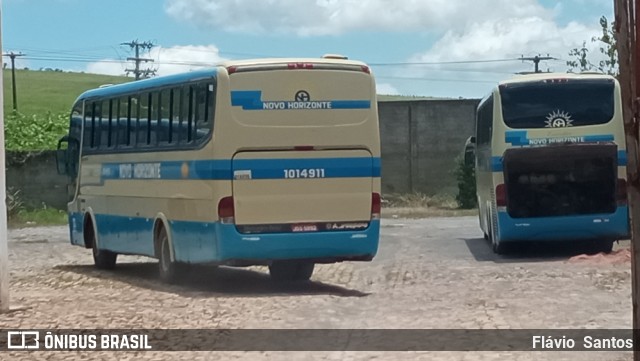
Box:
91, 102, 102, 150
83, 102, 94, 151
158, 89, 171, 145
477, 95, 493, 146
195, 82, 213, 142
100, 100, 111, 150
129, 96, 137, 147
178, 86, 193, 145
149, 91, 159, 147
173, 87, 183, 146
136, 94, 149, 147
117, 96, 129, 148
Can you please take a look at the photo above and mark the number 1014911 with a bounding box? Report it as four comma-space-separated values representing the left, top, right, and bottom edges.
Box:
283, 168, 326, 179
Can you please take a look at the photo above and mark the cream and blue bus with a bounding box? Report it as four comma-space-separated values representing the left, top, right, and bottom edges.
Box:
474, 73, 629, 254
56, 56, 381, 282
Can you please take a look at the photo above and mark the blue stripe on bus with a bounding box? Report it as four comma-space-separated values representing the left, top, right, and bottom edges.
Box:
490, 150, 628, 172
495, 206, 629, 242
230, 90, 371, 110
505, 130, 615, 146
618, 150, 628, 166
71, 212, 380, 263
101, 157, 381, 181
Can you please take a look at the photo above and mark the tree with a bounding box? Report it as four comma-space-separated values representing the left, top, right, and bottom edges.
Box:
567, 16, 618, 76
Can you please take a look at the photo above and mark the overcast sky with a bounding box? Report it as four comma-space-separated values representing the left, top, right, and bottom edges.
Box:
4, 0, 614, 98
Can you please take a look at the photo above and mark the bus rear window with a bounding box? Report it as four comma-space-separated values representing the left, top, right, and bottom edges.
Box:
499, 80, 615, 129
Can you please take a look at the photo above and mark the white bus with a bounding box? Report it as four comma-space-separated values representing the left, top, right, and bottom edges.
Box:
474, 73, 629, 254
57, 56, 381, 282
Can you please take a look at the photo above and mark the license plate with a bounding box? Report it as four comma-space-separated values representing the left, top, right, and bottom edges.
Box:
291, 224, 318, 232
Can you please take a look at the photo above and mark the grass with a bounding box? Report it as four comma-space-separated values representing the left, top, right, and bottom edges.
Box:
3, 69, 131, 117
382, 192, 478, 218
1, 69, 451, 117
9, 208, 68, 228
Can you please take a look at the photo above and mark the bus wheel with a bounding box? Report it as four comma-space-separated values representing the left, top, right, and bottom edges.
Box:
489, 223, 507, 254
158, 228, 180, 283
91, 231, 117, 270
269, 261, 314, 282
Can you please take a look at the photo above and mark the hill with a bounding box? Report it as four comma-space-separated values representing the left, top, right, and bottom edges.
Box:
2, 70, 131, 117
1, 69, 449, 117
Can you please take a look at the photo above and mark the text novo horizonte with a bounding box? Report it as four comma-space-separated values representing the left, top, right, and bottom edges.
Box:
262, 101, 332, 110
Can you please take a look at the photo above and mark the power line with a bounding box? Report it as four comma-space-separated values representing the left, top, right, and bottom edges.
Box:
2, 51, 25, 111
369, 58, 522, 66
519, 54, 557, 73
121, 40, 156, 80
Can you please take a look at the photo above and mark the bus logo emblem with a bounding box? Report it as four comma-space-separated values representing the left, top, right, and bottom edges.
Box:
295, 91, 310, 102
545, 110, 573, 128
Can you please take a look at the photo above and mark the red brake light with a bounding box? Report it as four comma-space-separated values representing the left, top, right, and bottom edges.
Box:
227, 66, 238, 75
496, 184, 507, 207
218, 196, 235, 223
617, 179, 628, 206
361, 65, 371, 74
371, 193, 381, 219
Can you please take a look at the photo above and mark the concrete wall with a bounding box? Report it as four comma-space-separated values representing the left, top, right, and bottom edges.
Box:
5, 99, 480, 209
379, 99, 480, 195
6, 151, 69, 209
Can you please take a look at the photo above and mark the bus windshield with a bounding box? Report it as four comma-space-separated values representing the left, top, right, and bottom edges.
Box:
499, 79, 615, 129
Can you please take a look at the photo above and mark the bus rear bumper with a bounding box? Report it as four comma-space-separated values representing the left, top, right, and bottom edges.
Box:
174, 220, 380, 265
496, 206, 629, 242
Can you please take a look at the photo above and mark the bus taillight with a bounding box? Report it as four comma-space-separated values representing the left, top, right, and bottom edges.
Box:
496, 184, 507, 209
371, 193, 381, 220
617, 179, 628, 206
218, 196, 235, 224
288, 63, 314, 70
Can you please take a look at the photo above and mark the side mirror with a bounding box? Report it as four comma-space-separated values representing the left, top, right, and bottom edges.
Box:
464, 136, 476, 167
56, 135, 70, 175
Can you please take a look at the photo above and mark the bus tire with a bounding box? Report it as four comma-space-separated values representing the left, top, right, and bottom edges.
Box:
90, 227, 117, 270
492, 238, 508, 255
158, 227, 180, 284
269, 261, 314, 282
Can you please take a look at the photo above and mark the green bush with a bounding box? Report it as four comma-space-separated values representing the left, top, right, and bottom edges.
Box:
454, 156, 477, 209
4, 111, 68, 150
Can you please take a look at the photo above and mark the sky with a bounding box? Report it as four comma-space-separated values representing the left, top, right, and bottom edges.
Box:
2, 0, 614, 99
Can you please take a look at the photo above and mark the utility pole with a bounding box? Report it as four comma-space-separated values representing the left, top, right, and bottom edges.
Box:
615, 0, 639, 360
121, 40, 156, 80
2, 51, 24, 111
520, 54, 556, 73
0, 0, 10, 313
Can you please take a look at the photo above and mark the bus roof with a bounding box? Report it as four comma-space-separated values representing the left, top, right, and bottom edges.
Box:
76, 68, 217, 102
498, 72, 616, 86
218, 57, 368, 68
74, 57, 370, 104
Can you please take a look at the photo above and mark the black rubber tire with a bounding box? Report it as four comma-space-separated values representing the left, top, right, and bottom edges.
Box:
158, 228, 180, 283
91, 229, 117, 270
269, 261, 315, 282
